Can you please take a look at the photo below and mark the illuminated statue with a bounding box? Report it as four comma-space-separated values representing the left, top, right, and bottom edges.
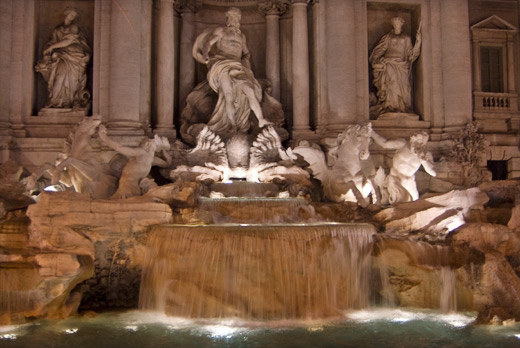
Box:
369, 17, 421, 117
35, 7, 91, 109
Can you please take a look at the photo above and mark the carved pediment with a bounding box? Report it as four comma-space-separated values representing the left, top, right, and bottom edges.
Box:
471, 15, 517, 33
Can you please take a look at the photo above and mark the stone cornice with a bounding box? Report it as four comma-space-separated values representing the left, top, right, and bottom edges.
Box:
174, 0, 199, 13
258, 0, 290, 16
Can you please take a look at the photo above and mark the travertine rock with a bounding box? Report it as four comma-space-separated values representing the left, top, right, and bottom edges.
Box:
1, 191, 173, 323
374, 188, 489, 240
449, 223, 520, 256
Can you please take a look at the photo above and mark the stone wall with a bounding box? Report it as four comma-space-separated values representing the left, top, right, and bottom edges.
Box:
0, 191, 173, 324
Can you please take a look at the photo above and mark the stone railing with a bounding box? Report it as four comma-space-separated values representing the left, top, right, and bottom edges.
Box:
474, 92, 518, 113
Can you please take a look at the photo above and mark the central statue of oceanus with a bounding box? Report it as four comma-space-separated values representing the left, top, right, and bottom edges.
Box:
192, 7, 272, 134
179, 7, 287, 146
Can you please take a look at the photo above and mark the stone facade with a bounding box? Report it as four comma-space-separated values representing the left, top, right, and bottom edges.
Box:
0, 0, 519, 177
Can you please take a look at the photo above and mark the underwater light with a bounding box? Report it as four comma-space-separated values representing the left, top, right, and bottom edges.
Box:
203, 325, 244, 339
0, 333, 17, 340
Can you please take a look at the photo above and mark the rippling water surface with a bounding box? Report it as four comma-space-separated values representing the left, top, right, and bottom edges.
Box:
1, 309, 520, 348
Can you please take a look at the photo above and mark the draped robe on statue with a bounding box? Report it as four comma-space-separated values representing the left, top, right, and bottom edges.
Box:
206, 57, 263, 134
369, 32, 420, 114
36, 24, 91, 108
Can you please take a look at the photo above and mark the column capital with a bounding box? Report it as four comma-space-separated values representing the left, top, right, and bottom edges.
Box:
175, 0, 199, 14
291, 0, 310, 5
259, 0, 290, 16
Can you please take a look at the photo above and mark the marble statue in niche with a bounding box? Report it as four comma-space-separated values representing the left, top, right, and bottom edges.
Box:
180, 7, 287, 146
192, 7, 273, 134
35, 7, 91, 114
172, 6, 306, 188
369, 16, 421, 118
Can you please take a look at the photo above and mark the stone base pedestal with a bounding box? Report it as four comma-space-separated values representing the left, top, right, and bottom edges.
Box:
372, 117, 431, 139
37, 107, 89, 117
474, 112, 520, 133
24, 114, 86, 138
377, 112, 420, 121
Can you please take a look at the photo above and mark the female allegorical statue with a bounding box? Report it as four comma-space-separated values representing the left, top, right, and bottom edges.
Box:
369, 16, 421, 117
35, 7, 91, 110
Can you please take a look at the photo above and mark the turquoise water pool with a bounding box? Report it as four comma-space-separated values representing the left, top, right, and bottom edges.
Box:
1, 309, 519, 348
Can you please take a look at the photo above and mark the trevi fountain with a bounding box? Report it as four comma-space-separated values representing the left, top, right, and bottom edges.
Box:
1, 0, 520, 347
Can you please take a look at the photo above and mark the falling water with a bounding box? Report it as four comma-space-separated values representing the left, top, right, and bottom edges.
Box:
139, 223, 377, 320
198, 197, 318, 224
440, 267, 457, 313
374, 237, 458, 312
0, 266, 38, 323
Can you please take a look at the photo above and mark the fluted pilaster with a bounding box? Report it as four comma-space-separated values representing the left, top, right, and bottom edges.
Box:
291, 0, 311, 137
259, 1, 289, 101
155, 0, 177, 138
176, 0, 198, 109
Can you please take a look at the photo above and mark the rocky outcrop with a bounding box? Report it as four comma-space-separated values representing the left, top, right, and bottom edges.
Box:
0, 191, 173, 323
0, 160, 34, 218
448, 221, 520, 323
374, 188, 489, 241
2, 181, 520, 325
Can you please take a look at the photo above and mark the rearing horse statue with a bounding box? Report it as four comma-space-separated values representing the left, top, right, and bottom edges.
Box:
293, 123, 377, 206
27, 116, 119, 199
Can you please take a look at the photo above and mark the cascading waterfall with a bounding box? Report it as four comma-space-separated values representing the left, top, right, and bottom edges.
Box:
374, 237, 458, 312
197, 197, 317, 224
440, 267, 457, 313
139, 223, 377, 320
0, 266, 38, 322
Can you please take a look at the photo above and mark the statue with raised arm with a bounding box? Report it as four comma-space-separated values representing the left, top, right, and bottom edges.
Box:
192, 7, 272, 136
35, 7, 91, 110
369, 17, 421, 117
372, 130, 436, 203
98, 126, 171, 199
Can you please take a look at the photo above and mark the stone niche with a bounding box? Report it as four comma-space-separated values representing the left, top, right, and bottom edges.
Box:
367, 2, 423, 121
35, 0, 94, 114
33, 0, 94, 124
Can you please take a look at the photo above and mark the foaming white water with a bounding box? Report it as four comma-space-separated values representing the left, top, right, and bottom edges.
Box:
345, 308, 475, 327
0, 322, 31, 340
116, 310, 332, 330
440, 267, 457, 313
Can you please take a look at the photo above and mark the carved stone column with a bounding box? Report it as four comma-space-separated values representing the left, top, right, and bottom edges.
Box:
176, 0, 198, 109
440, 0, 472, 129
259, 1, 289, 101
472, 38, 481, 92
507, 37, 516, 93
155, 0, 176, 138
291, 0, 311, 137
109, 0, 152, 136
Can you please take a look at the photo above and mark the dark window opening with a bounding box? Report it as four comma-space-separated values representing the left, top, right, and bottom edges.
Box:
481, 47, 503, 93
487, 160, 508, 180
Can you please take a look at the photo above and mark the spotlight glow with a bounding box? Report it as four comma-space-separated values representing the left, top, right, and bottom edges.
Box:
0, 334, 17, 340
43, 185, 58, 192
203, 325, 242, 338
